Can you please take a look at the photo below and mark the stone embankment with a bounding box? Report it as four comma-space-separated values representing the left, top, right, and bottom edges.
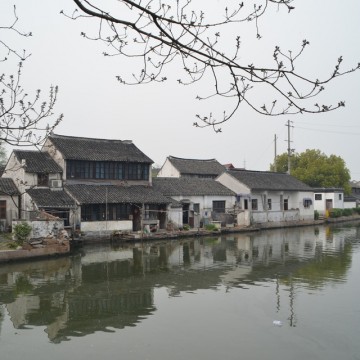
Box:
0, 233, 71, 263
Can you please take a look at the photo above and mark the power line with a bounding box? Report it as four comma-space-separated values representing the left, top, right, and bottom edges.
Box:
295, 121, 360, 129
296, 126, 360, 136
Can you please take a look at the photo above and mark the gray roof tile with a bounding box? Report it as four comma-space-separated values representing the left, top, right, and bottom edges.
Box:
13, 150, 63, 173
65, 184, 170, 205
48, 134, 153, 163
0, 178, 20, 196
153, 177, 236, 196
167, 156, 225, 177
226, 170, 313, 191
27, 188, 76, 208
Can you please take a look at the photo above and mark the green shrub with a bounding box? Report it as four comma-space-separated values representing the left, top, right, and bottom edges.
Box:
314, 210, 319, 220
182, 224, 190, 231
329, 208, 343, 218
13, 222, 32, 246
353, 207, 360, 215
205, 223, 219, 231
342, 208, 353, 216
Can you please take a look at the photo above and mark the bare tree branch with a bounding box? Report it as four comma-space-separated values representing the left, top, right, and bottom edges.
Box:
63, 0, 359, 132
0, 5, 62, 147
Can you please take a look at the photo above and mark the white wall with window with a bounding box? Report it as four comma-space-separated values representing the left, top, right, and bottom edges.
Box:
163, 194, 236, 228
313, 188, 344, 215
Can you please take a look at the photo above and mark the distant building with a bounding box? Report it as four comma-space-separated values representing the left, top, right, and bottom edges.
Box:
157, 156, 225, 179
350, 180, 360, 207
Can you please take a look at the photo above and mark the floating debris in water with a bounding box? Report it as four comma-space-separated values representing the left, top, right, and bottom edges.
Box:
273, 320, 283, 327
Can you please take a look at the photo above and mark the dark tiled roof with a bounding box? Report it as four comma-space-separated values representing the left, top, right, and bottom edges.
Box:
312, 187, 344, 192
344, 195, 357, 202
65, 184, 170, 205
167, 156, 225, 176
226, 170, 313, 192
153, 177, 236, 196
27, 188, 76, 208
13, 150, 63, 173
0, 178, 20, 196
48, 134, 153, 163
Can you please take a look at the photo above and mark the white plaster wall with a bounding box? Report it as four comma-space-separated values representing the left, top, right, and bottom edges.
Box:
292, 191, 314, 220
314, 191, 344, 214
314, 196, 324, 213
157, 158, 180, 178
81, 220, 133, 232
252, 210, 299, 223
0, 195, 19, 229
3, 153, 26, 193
216, 173, 250, 194
344, 201, 356, 209
237, 211, 250, 226
12, 219, 64, 239
169, 194, 236, 217
167, 207, 183, 228
43, 139, 66, 179
333, 192, 344, 209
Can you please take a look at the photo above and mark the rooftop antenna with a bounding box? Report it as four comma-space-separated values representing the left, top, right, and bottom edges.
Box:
274, 134, 277, 172
285, 120, 294, 174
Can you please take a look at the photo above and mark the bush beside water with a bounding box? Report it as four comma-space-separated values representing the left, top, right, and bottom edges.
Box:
329, 208, 360, 218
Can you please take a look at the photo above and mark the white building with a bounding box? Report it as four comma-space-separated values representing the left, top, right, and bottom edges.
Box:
313, 188, 344, 216
152, 177, 236, 228
157, 156, 225, 179
216, 169, 314, 226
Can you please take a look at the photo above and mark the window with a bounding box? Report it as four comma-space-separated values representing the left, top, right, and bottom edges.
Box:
0, 200, 6, 219
251, 199, 258, 210
284, 199, 289, 211
38, 173, 49, 186
193, 203, 200, 214
303, 199, 312, 208
81, 203, 131, 221
67, 160, 149, 181
267, 199, 272, 210
315, 194, 322, 201
339, 194, 342, 200
213, 201, 225, 213
244, 199, 248, 210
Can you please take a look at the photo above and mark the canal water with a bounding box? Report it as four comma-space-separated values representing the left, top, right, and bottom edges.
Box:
0, 223, 359, 360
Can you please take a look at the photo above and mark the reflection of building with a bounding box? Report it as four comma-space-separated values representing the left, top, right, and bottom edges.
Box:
0, 225, 355, 342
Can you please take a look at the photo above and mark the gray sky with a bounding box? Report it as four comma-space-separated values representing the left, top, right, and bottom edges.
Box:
2, 0, 360, 178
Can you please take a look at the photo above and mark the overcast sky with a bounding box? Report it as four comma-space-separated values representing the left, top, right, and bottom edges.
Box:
1, 0, 360, 178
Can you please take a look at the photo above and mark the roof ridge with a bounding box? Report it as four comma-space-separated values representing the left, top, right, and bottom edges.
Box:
229, 169, 288, 175
168, 155, 219, 162
50, 133, 132, 143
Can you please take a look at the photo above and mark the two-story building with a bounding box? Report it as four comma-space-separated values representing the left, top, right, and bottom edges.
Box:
3, 134, 171, 235
2, 150, 69, 221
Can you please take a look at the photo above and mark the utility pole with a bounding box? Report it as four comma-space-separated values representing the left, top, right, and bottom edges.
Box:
274, 134, 277, 172
285, 120, 294, 174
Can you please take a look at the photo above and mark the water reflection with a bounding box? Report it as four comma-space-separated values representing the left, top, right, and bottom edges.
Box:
0, 223, 359, 343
